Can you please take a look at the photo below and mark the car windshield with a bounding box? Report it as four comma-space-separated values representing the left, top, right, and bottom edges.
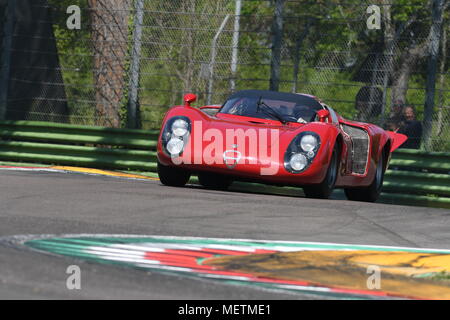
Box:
219, 90, 324, 124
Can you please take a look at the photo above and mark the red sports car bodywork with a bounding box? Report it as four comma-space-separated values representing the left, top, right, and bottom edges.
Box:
157, 90, 407, 201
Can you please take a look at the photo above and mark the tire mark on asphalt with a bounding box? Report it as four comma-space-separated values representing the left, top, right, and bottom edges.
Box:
355, 210, 419, 248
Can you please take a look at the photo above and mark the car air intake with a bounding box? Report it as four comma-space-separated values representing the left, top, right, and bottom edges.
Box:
341, 124, 369, 175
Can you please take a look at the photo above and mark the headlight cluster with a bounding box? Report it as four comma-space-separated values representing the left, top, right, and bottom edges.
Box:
162, 116, 191, 157
284, 132, 320, 173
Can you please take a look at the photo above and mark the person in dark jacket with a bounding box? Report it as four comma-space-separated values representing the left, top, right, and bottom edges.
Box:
384, 100, 405, 132
398, 105, 422, 149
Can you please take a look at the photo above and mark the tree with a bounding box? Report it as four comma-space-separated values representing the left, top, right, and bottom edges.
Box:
381, 0, 447, 105
88, 0, 131, 127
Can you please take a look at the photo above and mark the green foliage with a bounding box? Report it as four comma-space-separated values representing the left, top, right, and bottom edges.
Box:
429, 271, 450, 281
47, 0, 94, 124
391, 0, 430, 22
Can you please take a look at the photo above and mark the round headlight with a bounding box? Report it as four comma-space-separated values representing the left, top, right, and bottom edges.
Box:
300, 134, 318, 152
171, 119, 189, 137
289, 153, 308, 171
166, 137, 184, 155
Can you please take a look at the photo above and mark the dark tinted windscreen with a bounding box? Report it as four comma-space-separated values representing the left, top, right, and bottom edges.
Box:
219, 90, 324, 123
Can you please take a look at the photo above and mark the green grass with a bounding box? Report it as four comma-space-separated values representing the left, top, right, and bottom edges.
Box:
429, 272, 450, 281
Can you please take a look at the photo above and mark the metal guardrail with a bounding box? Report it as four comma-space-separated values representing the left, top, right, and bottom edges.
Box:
0, 121, 449, 209
0, 121, 159, 149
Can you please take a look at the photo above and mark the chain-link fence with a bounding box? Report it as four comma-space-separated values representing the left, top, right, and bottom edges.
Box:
0, 0, 448, 150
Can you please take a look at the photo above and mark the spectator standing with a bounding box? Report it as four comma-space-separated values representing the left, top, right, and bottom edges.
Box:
384, 100, 405, 132
398, 105, 422, 149
389, 100, 406, 124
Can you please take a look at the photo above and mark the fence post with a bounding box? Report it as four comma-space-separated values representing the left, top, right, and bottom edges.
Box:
423, 0, 444, 150
230, 0, 242, 93
207, 14, 230, 105
269, 0, 285, 92
368, 53, 380, 122
128, 0, 144, 129
380, 45, 395, 125
291, 20, 310, 93
0, 0, 15, 121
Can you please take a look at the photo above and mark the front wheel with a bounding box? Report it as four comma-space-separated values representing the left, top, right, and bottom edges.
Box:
344, 152, 385, 202
303, 145, 339, 199
157, 161, 191, 187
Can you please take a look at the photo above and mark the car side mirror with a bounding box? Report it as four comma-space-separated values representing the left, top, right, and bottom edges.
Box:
184, 93, 197, 107
317, 109, 330, 123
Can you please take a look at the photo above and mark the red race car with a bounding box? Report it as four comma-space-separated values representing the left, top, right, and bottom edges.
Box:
157, 90, 407, 202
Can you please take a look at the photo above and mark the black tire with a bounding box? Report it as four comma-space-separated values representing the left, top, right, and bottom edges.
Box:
157, 161, 191, 187
303, 145, 339, 199
344, 152, 385, 202
198, 172, 233, 190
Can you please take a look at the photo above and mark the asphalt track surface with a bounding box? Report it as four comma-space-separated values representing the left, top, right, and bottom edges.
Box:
0, 169, 449, 299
